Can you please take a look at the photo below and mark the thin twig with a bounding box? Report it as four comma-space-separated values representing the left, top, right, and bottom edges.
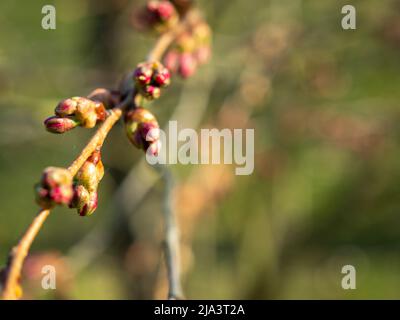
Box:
1, 11, 197, 300
159, 165, 183, 299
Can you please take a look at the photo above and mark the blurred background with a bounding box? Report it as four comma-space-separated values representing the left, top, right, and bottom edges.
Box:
1, 0, 400, 299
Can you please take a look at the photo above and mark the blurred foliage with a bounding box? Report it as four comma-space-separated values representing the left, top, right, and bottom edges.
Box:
1, 0, 400, 299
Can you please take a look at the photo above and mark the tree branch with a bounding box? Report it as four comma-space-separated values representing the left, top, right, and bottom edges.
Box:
159, 165, 183, 299
1, 11, 197, 300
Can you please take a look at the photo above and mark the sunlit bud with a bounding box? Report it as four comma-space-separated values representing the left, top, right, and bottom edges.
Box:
87, 150, 105, 181
179, 52, 197, 78
134, 63, 153, 86
69, 184, 89, 209
143, 85, 161, 100
73, 97, 97, 128
75, 161, 98, 193
125, 108, 160, 153
81, 110, 98, 129
44, 116, 79, 134
49, 185, 74, 205
55, 98, 78, 117
153, 66, 171, 87
78, 191, 98, 216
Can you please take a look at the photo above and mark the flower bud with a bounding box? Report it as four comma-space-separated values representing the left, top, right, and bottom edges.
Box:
134, 63, 153, 86
163, 50, 180, 73
44, 116, 79, 134
35, 167, 74, 208
75, 161, 98, 192
143, 85, 161, 100
179, 52, 197, 78
55, 98, 78, 117
78, 191, 98, 216
125, 108, 160, 153
134, 61, 170, 100
153, 66, 171, 87
70, 150, 104, 216
146, 1, 178, 31
75, 151, 104, 193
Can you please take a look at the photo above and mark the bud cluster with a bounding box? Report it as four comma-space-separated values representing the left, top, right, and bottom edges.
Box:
163, 21, 212, 78
70, 150, 104, 216
35, 167, 74, 209
44, 96, 107, 134
133, 61, 171, 100
125, 107, 161, 156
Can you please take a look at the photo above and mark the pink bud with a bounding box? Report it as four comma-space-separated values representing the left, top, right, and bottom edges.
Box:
157, 1, 175, 21
125, 108, 160, 153
143, 85, 161, 100
147, 1, 177, 23
154, 67, 171, 87
141, 121, 160, 142
147, 140, 162, 156
163, 50, 180, 74
179, 53, 197, 78
55, 98, 78, 117
79, 191, 98, 216
134, 63, 153, 86
36, 167, 74, 208
49, 186, 74, 206
44, 116, 79, 134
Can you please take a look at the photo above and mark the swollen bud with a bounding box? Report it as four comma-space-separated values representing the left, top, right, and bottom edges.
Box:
70, 150, 104, 217
44, 116, 79, 134
78, 191, 98, 216
146, 1, 178, 32
125, 108, 161, 155
179, 53, 197, 78
163, 50, 180, 73
55, 98, 78, 117
35, 167, 74, 209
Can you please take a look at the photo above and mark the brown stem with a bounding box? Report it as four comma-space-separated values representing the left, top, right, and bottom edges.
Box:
1, 11, 196, 300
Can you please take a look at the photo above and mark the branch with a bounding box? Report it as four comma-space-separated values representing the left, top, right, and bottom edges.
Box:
1, 11, 197, 300
160, 165, 183, 299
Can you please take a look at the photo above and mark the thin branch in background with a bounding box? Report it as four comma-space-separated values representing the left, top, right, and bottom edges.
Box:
159, 165, 183, 299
